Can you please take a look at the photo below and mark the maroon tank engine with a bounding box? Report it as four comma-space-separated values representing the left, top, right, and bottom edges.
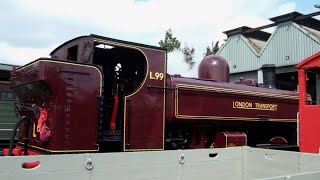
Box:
4, 34, 299, 155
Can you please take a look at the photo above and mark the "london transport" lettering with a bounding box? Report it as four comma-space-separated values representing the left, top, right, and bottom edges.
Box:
232, 101, 278, 111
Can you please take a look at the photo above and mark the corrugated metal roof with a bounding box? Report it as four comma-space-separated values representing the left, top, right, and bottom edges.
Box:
260, 22, 320, 67
223, 26, 271, 40
217, 21, 320, 74
301, 25, 320, 40
217, 35, 259, 73
247, 37, 267, 53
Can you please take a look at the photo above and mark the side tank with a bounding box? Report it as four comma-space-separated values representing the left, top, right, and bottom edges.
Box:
165, 75, 299, 123
166, 55, 299, 124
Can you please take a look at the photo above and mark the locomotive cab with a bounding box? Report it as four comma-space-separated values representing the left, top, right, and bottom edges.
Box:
5, 34, 167, 155
297, 52, 320, 153
91, 43, 148, 151
51, 35, 167, 152
50, 35, 155, 152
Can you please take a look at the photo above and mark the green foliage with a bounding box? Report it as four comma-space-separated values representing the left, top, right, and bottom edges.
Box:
205, 41, 220, 57
182, 44, 195, 69
159, 29, 196, 69
159, 29, 181, 52
212, 41, 220, 54
205, 46, 212, 56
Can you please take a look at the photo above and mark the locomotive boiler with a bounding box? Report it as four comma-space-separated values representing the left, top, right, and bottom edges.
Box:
4, 34, 300, 155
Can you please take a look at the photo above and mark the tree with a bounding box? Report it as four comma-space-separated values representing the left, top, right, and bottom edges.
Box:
182, 44, 195, 69
159, 29, 195, 69
204, 41, 220, 57
158, 29, 181, 52
212, 41, 220, 54
205, 46, 212, 56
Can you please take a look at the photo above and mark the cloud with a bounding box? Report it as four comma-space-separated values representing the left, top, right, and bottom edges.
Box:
0, 0, 298, 76
16, 0, 247, 32
0, 1, 100, 48
0, 41, 55, 65
167, 50, 199, 77
270, 2, 297, 17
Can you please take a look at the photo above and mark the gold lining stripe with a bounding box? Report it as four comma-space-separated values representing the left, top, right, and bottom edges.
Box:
93, 38, 166, 52
18, 142, 99, 153
176, 84, 299, 100
124, 148, 165, 152
175, 115, 296, 122
175, 84, 297, 122
232, 107, 277, 111
162, 52, 166, 150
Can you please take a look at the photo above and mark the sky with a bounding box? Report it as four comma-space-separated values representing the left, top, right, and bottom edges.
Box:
0, 0, 319, 77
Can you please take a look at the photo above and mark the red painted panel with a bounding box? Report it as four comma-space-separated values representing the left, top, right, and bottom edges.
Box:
298, 52, 320, 154
12, 60, 101, 152
124, 48, 166, 151
177, 90, 297, 120
166, 77, 299, 123
214, 132, 247, 148
299, 106, 320, 153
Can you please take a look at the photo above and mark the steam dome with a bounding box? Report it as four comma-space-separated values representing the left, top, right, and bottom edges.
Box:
198, 55, 230, 83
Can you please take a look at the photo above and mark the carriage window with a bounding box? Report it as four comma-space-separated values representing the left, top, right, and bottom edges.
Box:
306, 70, 319, 105
1, 92, 12, 101
93, 45, 147, 96
67, 45, 78, 62
316, 71, 320, 105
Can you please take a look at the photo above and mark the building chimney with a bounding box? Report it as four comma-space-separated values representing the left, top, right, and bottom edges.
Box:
261, 64, 276, 88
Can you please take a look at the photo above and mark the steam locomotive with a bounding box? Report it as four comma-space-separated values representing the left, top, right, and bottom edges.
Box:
4, 34, 300, 155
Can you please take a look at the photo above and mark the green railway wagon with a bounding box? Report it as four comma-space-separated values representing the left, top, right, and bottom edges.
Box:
0, 81, 18, 148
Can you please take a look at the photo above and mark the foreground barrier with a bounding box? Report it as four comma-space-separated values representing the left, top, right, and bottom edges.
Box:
1, 147, 320, 180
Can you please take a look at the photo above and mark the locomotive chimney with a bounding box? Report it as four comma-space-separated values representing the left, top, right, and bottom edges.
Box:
261, 64, 276, 88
